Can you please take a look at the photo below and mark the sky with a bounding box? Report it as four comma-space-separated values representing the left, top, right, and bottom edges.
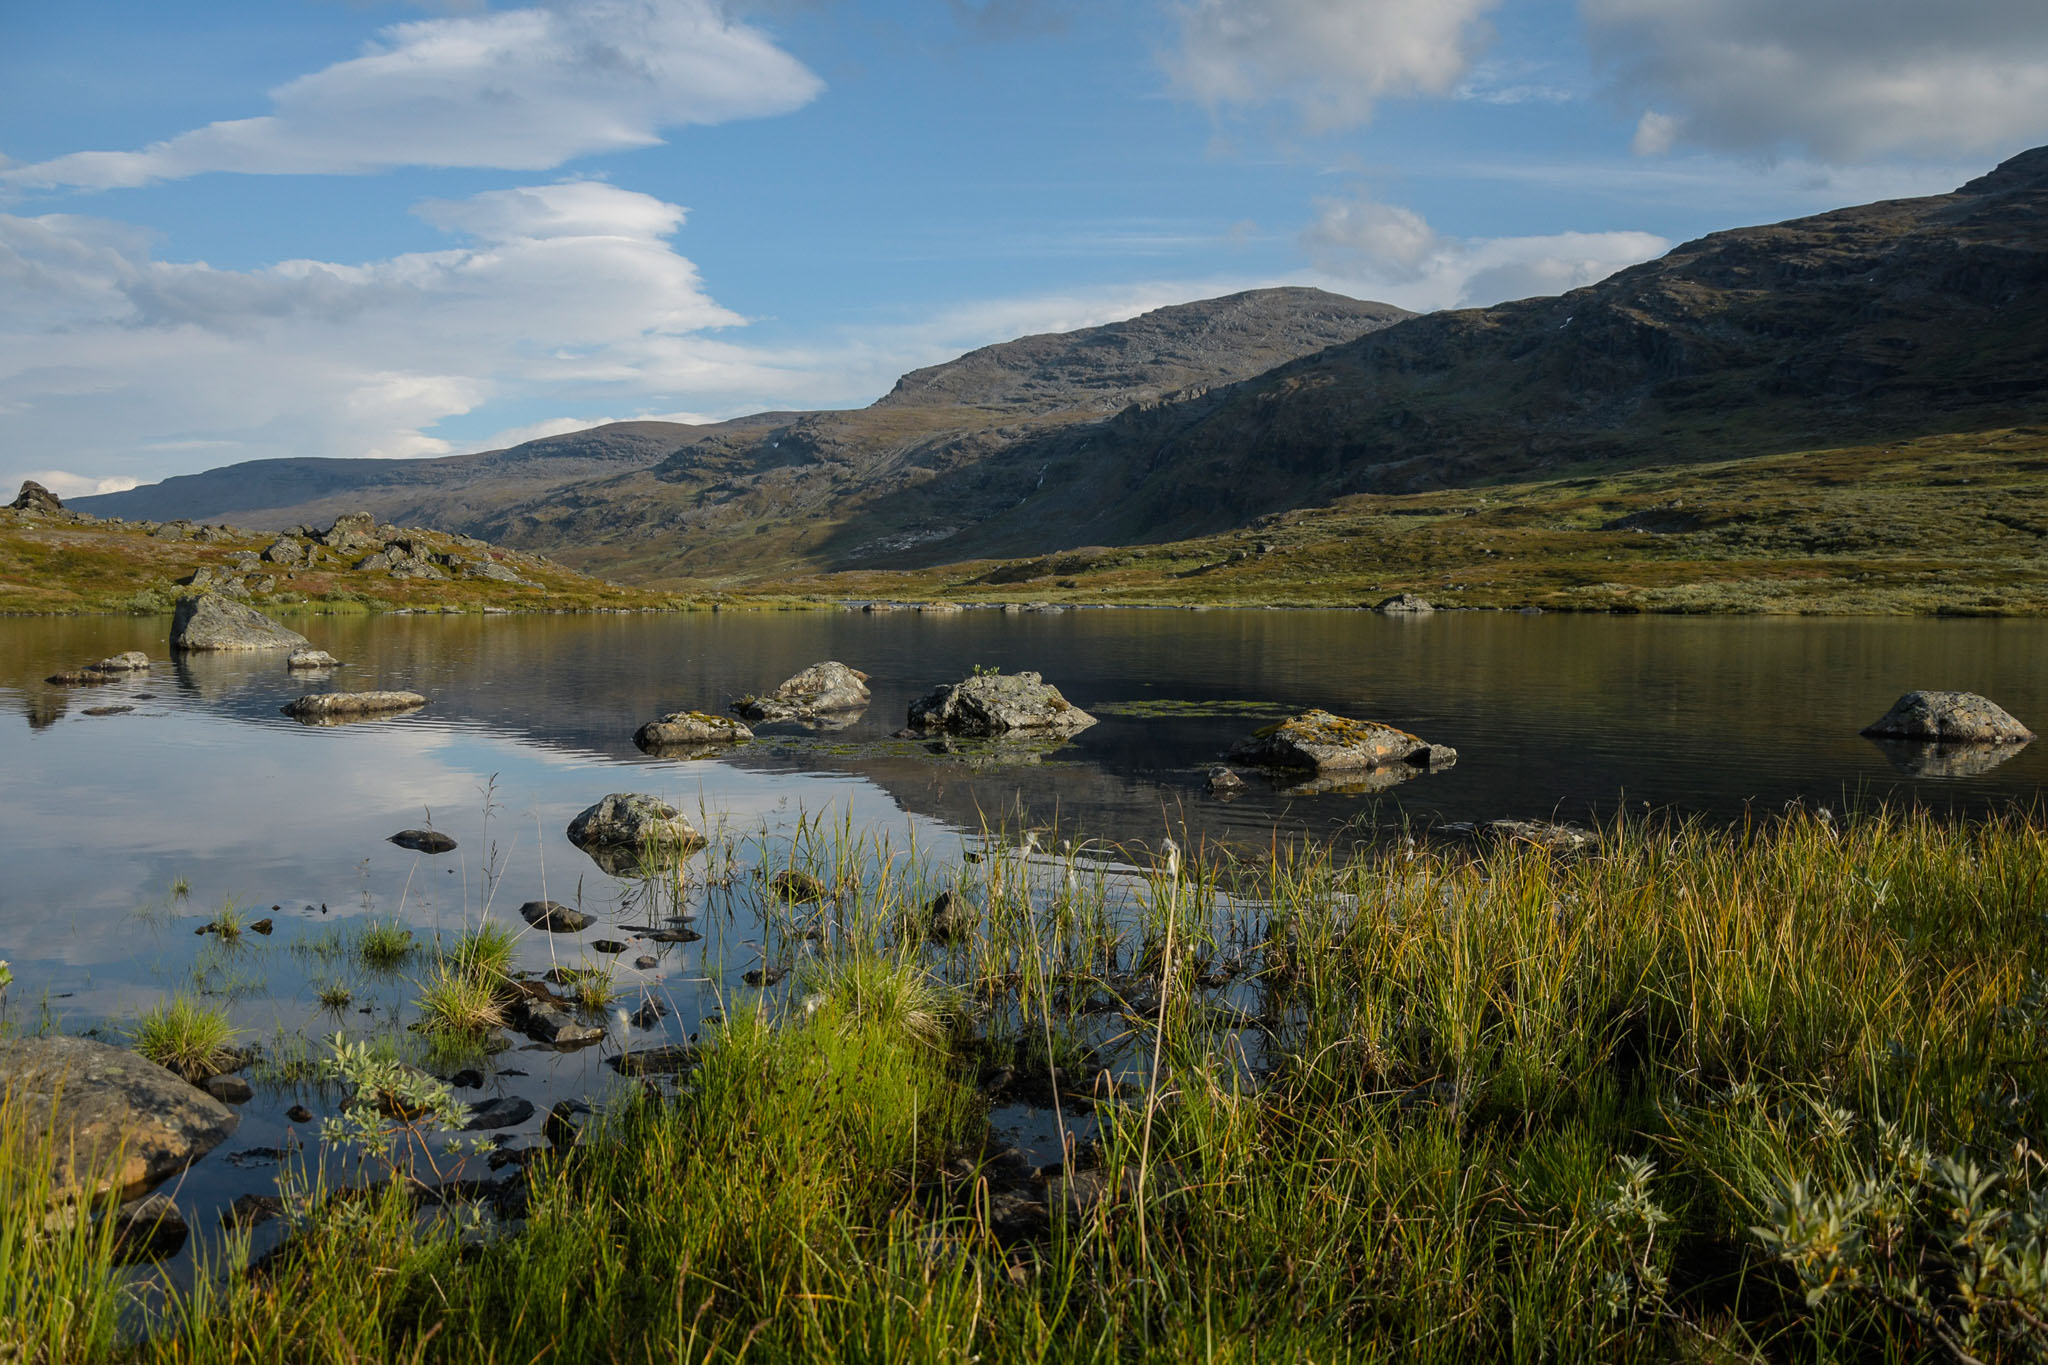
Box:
3, 0, 2045, 499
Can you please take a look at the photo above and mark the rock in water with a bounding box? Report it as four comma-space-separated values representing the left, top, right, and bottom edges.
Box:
1229, 709, 1456, 774
169, 595, 310, 652
111, 1193, 189, 1262
1860, 691, 2035, 744
1206, 765, 1245, 792
90, 652, 151, 673
566, 794, 705, 859
0, 1037, 238, 1200
9, 479, 63, 514
520, 899, 596, 932
735, 661, 872, 723
1376, 593, 1435, 614
389, 829, 457, 854
286, 647, 339, 670
634, 711, 752, 748
906, 670, 1097, 738
282, 691, 428, 721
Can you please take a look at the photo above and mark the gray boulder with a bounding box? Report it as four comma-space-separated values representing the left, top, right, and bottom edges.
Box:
736, 661, 871, 723
635, 711, 753, 748
1229, 709, 1456, 773
520, 900, 596, 932
286, 647, 339, 670
10, 479, 62, 514
282, 691, 427, 721
90, 651, 151, 673
907, 670, 1097, 738
1377, 593, 1435, 614
261, 538, 306, 567
169, 595, 309, 652
0, 1036, 238, 1200
316, 511, 383, 554
566, 794, 706, 858
1860, 691, 2034, 744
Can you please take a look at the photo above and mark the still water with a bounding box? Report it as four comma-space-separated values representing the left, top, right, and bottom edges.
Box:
1, 608, 2042, 1247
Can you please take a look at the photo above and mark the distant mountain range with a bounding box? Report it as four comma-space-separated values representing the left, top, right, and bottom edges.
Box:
76, 148, 2048, 585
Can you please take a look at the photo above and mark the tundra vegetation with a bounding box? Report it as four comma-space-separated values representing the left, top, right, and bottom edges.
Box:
6, 804, 2048, 1362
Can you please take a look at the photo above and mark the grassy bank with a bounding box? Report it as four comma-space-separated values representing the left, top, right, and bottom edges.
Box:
9, 806, 2048, 1361
772, 427, 2048, 615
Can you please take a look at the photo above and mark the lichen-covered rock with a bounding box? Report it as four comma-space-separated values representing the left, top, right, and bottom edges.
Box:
90, 651, 151, 673
1228, 709, 1455, 773
0, 1037, 238, 1200
317, 511, 383, 554
1860, 691, 2034, 744
286, 647, 339, 670
907, 670, 1097, 738
169, 595, 309, 652
566, 794, 705, 857
10, 479, 63, 514
282, 691, 427, 720
261, 538, 306, 566
635, 711, 752, 748
735, 662, 871, 723
1376, 593, 1435, 614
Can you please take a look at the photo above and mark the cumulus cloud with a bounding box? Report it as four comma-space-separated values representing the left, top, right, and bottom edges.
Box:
21, 471, 140, 499
0, 181, 830, 491
1166, 0, 1501, 129
1584, 0, 2048, 161
2, 0, 823, 190
1302, 192, 1669, 310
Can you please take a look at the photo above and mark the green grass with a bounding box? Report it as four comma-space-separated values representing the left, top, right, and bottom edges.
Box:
444, 920, 516, 986
314, 980, 353, 1011
353, 919, 414, 971
413, 962, 506, 1038
127, 995, 243, 1082
13, 807, 2048, 1361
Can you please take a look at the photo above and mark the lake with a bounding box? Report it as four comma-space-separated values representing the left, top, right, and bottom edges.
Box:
2, 607, 2043, 1253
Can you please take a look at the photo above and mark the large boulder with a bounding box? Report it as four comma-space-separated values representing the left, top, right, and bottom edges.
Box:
1229, 709, 1456, 773
567, 794, 706, 861
282, 691, 428, 721
10, 479, 63, 514
907, 670, 1097, 738
1860, 691, 2034, 744
316, 511, 383, 554
0, 1037, 238, 1201
634, 711, 752, 748
735, 661, 871, 723
1377, 593, 1435, 614
169, 594, 309, 652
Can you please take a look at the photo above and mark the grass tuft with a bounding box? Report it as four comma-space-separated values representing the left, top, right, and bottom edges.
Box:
129, 995, 242, 1081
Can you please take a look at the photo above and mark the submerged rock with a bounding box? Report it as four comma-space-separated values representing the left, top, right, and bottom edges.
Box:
45, 670, 115, 687
1229, 709, 1456, 774
462, 1096, 536, 1131
634, 711, 752, 748
907, 670, 1097, 738
111, 1193, 189, 1262
519, 900, 595, 933
1860, 691, 2034, 745
170, 595, 309, 652
566, 794, 705, 864
389, 829, 457, 854
735, 661, 872, 724
286, 647, 339, 670
0, 1037, 238, 1200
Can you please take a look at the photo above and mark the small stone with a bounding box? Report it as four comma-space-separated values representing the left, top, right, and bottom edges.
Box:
632, 955, 658, 970
519, 900, 595, 933
449, 1069, 484, 1090
286, 647, 339, 670
82, 705, 134, 717
249, 919, 273, 935
742, 966, 786, 989
112, 1193, 189, 1262
388, 829, 457, 854
203, 1074, 254, 1104
1206, 765, 1245, 792
282, 691, 427, 720
591, 939, 627, 954
221, 1193, 285, 1229
769, 870, 829, 903
285, 1105, 314, 1123
462, 1096, 536, 1131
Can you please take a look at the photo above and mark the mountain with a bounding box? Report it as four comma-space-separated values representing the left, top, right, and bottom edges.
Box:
75, 151, 2048, 584
73, 289, 1408, 564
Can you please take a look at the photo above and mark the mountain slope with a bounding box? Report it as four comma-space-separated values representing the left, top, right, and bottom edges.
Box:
73, 289, 1408, 548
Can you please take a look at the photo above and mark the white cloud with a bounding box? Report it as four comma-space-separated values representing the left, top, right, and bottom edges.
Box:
0, 181, 833, 491
1302, 192, 1669, 309
2, 0, 823, 190
21, 470, 140, 498
1166, 0, 1500, 129
1584, 0, 2048, 161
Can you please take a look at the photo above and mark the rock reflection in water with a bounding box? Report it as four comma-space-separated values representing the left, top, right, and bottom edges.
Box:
1866, 737, 2034, 779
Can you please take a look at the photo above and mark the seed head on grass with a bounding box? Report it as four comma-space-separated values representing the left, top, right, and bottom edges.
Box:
129, 995, 243, 1081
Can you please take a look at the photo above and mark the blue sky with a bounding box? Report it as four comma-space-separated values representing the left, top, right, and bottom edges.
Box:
3, 0, 2043, 498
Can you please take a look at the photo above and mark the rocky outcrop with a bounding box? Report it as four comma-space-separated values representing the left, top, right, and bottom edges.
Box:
282, 691, 428, 720
1860, 691, 2035, 744
1229, 709, 1456, 773
315, 511, 382, 554
634, 711, 752, 748
10, 479, 63, 514
0, 1037, 238, 1200
735, 661, 871, 723
169, 595, 309, 652
907, 670, 1097, 738
1377, 593, 1435, 614
566, 794, 706, 864
286, 647, 339, 670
